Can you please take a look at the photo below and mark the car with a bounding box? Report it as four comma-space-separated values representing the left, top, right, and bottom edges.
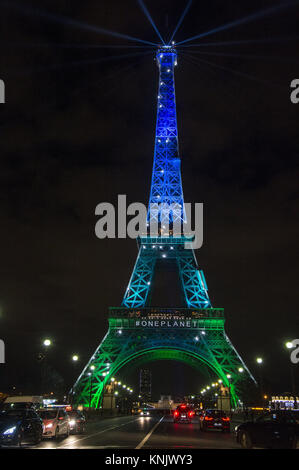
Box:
173, 405, 195, 424
38, 408, 70, 439
199, 409, 230, 432
140, 408, 150, 416
67, 409, 86, 434
235, 411, 298, 449
0, 408, 43, 446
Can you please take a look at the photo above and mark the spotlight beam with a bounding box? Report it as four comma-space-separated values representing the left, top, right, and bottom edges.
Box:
179, 36, 299, 48
181, 52, 278, 88
176, 1, 299, 45
0, 42, 153, 50
1, 1, 158, 47
10, 51, 147, 75
185, 50, 299, 64
169, 0, 193, 43
137, 0, 165, 44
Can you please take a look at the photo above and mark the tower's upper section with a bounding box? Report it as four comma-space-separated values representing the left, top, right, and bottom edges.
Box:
156, 44, 177, 69
147, 45, 184, 227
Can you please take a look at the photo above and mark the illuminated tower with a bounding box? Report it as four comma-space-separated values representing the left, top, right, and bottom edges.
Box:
122, 45, 211, 309
72, 46, 255, 408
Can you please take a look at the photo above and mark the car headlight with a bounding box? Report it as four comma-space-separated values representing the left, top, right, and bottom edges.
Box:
234, 426, 239, 432
69, 420, 76, 426
3, 426, 16, 435
45, 423, 53, 429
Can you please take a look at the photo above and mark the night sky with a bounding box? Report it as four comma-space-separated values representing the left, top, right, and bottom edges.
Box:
0, 0, 298, 399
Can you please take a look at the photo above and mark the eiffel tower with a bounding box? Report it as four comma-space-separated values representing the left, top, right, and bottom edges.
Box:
72, 45, 255, 408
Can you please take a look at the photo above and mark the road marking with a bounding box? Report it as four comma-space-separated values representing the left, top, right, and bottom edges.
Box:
135, 416, 164, 449
58, 418, 140, 448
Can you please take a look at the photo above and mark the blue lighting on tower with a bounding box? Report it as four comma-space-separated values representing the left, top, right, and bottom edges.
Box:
121, 45, 211, 309
147, 44, 184, 226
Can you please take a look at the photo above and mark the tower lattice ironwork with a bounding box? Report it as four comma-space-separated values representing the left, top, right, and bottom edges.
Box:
72, 46, 255, 408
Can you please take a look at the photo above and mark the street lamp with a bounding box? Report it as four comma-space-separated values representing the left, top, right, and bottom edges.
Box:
43, 339, 51, 347
72, 355, 79, 362
255, 357, 264, 401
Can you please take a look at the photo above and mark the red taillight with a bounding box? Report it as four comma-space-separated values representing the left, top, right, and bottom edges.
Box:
58, 417, 64, 420
222, 417, 230, 421
188, 411, 194, 418
174, 411, 179, 417
204, 416, 213, 421
181, 405, 186, 409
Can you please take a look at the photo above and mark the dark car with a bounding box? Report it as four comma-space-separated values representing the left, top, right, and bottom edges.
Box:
173, 405, 195, 424
0, 409, 43, 447
235, 411, 298, 449
199, 409, 230, 432
67, 410, 86, 434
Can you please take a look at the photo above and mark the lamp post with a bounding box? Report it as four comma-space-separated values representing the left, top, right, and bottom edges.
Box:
89, 365, 95, 408
226, 374, 232, 416
285, 341, 297, 409
256, 357, 264, 401
39, 338, 52, 394
69, 355, 79, 404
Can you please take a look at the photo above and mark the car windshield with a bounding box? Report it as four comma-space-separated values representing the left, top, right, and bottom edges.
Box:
0, 409, 25, 418
38, 410, 57, 420
68, 411, 80, 417
178, 406, 191, 412
206, 410, 226, 418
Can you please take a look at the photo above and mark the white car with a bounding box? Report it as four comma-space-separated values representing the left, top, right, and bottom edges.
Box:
38, 408, 70, 439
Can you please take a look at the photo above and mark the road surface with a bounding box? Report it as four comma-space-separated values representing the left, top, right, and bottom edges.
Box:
34, 414, 240, 449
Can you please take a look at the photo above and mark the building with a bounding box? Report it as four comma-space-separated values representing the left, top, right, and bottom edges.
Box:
139, 369, 152, 402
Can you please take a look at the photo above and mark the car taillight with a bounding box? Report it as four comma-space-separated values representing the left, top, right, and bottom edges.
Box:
188, 411, 194, 418
222, 417, 230, 421
58, 417, 64, 420
174, 411, 179, 417
204, 416, 213, 421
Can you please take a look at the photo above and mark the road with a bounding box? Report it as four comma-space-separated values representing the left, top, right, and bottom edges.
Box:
34, 414, 240, 449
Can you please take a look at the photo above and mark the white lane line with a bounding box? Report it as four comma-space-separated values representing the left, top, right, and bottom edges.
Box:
135, 416, 164, 449
58, 418, 140, 448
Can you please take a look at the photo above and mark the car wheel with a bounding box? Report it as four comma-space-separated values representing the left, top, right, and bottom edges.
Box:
14, 431, 22, 447
34, 429, 42, 445
54, 427, 60, 440
240, 431, 252, 449
289, 436, 297, 449
65, 426, 70, 438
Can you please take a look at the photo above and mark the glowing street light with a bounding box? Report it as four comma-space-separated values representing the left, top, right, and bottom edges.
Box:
256, 357, 263, 364
72, 355, 79, 362
238, 367, 244, 373
43, 339, 51, 347
285, 341, 294, 349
